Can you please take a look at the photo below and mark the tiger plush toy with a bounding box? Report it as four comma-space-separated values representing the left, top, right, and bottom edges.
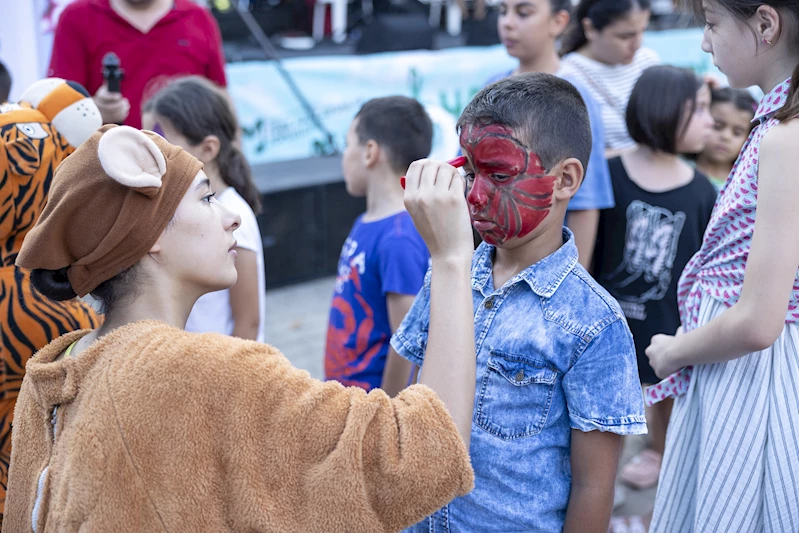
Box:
0, 79, 102, 516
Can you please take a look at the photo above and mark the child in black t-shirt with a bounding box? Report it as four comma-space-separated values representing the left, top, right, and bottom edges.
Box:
593, 65, 718, 493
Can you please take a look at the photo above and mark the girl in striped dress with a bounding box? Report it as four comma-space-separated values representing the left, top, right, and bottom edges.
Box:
645, 1, 799, 531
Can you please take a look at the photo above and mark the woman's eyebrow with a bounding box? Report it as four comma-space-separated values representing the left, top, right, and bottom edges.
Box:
195, 178, 211, 191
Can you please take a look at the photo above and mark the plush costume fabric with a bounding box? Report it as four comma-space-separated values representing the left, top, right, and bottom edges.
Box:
4, 321, 474, 532
0, 103, 100, 515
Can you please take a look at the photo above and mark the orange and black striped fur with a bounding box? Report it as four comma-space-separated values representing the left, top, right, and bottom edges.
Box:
0, 104, 100, 513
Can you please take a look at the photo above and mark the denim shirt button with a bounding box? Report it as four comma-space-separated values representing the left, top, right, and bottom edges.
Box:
514, 370, 524, 382
484, 298, 495, 310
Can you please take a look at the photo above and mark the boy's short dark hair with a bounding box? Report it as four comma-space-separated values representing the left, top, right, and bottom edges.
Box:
0, 61, 11, 103
355, 96, 433, 174
457, 72, 592, 172
626, 65, 702, 154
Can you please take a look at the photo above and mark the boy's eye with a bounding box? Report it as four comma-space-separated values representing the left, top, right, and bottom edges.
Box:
492, 174, 511, 182
465, 172, 476, 182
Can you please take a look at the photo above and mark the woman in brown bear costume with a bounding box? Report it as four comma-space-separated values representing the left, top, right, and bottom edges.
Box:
4, 125, 477, 532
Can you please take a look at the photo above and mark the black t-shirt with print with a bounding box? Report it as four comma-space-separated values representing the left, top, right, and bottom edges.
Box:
593, 157, 717, 383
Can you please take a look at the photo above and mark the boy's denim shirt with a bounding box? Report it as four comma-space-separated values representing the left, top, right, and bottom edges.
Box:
391, 228, 646, 533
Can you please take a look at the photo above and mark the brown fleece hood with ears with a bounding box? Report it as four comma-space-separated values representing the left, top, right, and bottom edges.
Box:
16, 124, 203, 297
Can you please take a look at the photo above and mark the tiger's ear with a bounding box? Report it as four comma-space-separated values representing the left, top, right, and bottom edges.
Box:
97, 126, 166, 198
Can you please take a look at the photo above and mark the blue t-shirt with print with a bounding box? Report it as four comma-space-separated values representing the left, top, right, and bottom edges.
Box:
391, 228, 646, 533
325, 212, 429, 391
485, 70, 615, 212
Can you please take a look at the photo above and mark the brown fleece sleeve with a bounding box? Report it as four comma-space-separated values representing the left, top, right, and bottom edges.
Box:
113, 331, 474, 533
227, 340, 475, 532
3, 377, 47, 533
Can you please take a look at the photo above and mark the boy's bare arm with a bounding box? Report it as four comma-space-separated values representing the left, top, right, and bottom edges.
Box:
382, 293, 417, 397
563, 429, 623, 533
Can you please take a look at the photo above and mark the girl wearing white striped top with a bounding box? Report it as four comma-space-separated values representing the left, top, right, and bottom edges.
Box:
559, 0, 660, 157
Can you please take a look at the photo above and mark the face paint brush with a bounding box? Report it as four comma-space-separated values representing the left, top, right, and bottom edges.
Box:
400, 156, 467, 189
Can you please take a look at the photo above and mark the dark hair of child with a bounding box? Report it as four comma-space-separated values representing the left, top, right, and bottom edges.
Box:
626, 65, 704, 154
561, 0, 652, 55
354, 96, 434, 175
457, 72, 592, 172
711, 86, 757, 118
0, 61, 11, 103
548, 0, 572, 11
142, 77, 261, 214
686, 0, 799, 121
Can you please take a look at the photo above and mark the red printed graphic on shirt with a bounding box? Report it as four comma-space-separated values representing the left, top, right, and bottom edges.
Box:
325, 239, 384, 390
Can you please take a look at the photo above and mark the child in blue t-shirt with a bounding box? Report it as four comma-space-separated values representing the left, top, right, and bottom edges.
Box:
392, 74, 646, 533
325, 97, 431, 395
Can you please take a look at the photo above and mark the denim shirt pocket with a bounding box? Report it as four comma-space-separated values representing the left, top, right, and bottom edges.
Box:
475, 351, 558, 440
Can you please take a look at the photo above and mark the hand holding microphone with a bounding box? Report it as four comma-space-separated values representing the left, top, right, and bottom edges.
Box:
94, 52, 129, 125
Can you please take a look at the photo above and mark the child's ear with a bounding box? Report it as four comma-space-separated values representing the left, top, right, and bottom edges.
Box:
364, 139, 380, 169
755, 5, 781, 44
199, 135, 221, 164
551, 9, 570, 38
553, 157, 584, 201
581, 17, 597, 41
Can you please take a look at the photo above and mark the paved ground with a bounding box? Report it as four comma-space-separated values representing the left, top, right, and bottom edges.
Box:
264, 277, 657, 528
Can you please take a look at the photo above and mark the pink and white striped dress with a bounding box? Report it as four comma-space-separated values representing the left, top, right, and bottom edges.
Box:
646, 78, 799, 404
649, 79, 799, 532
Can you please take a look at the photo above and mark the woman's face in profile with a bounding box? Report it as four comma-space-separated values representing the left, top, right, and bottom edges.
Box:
153, 170, 241, 295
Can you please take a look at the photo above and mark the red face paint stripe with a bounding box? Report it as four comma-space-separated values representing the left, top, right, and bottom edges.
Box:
461, 123, 556, 245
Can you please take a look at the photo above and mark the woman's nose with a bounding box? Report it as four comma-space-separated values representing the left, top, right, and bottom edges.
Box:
230, 212, 242, 231
220, 202, 241, 231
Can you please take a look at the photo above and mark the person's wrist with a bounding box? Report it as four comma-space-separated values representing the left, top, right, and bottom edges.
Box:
668, 335, 687, 371
431, 253, 472, 271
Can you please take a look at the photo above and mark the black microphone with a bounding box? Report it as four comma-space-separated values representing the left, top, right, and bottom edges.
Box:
102, 52, 125, 93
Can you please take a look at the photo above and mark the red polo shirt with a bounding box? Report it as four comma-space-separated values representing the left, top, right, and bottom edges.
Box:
48, 0, 227, 129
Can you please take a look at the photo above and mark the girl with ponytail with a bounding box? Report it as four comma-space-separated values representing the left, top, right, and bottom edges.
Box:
143, 77, 266, 342
644, 2, 799, 530
559, 0, 659, 156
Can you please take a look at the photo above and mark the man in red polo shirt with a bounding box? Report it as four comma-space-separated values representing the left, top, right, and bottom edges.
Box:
48, 0, 227, 129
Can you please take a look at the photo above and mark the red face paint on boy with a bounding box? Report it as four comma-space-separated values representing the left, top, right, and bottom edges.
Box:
460, 123, 556, 246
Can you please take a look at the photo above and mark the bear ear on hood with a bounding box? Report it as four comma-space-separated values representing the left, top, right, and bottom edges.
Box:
97, 126, 167, 198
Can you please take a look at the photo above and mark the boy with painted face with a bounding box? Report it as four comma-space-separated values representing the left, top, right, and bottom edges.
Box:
392, 73, 646, 533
